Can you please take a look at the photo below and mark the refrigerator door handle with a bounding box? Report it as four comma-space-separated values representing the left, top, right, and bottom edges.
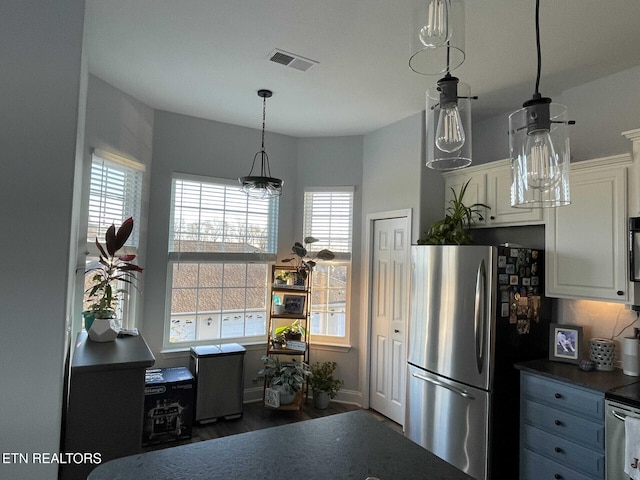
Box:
411, 372, 476, 400
474, 259, 486, 375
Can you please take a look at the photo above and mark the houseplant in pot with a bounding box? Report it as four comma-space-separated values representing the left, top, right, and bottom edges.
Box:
84, 217, 143, 342
274, 319, 306, 341
280, 236, 335, 283
417, 179, 489, 245
309, 361, 343, 409
258, 355, 310, 405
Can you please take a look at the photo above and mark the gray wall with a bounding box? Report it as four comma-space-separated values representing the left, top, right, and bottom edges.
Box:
362, 113, 444, 244
0, 2, 85, 479
77, 74, 154, 333
143, 110, 300, 396
295, 136, 364, 399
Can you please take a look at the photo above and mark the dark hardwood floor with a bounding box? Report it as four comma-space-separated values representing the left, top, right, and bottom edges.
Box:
143, 400, 402, 452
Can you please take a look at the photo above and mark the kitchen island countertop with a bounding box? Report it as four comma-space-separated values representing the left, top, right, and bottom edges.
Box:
87, 410, 472, 480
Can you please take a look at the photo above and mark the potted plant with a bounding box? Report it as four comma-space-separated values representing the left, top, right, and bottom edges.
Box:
274, 320, 306, 341
309, 361, 343, 409
417, 179, 489, 245
258, 355, 310, 405
84, 217, 143, 341
280, 236, 335, 283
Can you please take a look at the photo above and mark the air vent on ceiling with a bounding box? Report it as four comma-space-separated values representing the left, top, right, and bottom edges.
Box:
268, 49, 318, 72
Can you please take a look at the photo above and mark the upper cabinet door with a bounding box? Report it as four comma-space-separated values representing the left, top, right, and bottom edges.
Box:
485, 165, 544, 226
545, 160, 628, 302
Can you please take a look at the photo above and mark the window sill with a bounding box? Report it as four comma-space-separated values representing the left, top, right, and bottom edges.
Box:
161, 340, 350, 358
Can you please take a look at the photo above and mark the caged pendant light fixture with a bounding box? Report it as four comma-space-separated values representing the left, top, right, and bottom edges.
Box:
508, 0, 575, 208
239, 89, 283, 199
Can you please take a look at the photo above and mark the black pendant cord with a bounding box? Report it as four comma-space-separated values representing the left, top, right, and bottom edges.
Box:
260, 95, 271, 177
533, 0, 542, 98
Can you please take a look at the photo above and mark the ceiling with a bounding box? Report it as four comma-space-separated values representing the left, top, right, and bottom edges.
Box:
84, 0, 640, 138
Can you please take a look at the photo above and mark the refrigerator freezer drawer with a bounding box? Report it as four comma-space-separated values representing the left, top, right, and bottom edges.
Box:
406, 364, 490, 480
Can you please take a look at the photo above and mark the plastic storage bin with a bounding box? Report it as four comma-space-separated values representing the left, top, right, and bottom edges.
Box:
190, 343, 246, 422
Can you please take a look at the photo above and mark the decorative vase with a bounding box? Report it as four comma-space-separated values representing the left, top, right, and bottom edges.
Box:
274, 304, 285, 315
313, 390, 331, 409
88, 318, 119, 342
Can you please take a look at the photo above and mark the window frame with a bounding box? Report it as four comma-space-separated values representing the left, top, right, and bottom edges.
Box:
164, 173, 278, 349
84, 149, 145, 330
303, 186, 354, 346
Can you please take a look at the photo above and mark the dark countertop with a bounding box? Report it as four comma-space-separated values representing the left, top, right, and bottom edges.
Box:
87, 410, 473, 480
72, 331, 155, 372
516, 358, 640, 393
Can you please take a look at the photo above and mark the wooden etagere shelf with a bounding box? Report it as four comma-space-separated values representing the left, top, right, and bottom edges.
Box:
262, 265, 311, 410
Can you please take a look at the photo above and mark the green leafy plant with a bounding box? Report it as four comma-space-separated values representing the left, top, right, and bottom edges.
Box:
309, 361, 343, 399
84, 217, 143, 319
258, 355, 310, 395
274, 319, 307, 339
280, 236, 335, 280
418, 179, 489, 245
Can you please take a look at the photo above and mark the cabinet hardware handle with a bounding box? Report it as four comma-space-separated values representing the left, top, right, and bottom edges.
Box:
617, 290, 625, 296
554, 447, 563, 453
554, 393, 562, 399
394, 329, 400, 333
490, 216, 495, 220
554, 419, 562, 426
554, 475, 563, 479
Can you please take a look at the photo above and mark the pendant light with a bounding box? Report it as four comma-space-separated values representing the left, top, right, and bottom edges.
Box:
239, 89, 283, 199
509, 0, 574, 208
409, 0, 465, 76
425, 44, 476, 170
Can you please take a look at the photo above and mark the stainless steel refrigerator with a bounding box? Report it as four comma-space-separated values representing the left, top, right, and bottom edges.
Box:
405, 245, 548, 480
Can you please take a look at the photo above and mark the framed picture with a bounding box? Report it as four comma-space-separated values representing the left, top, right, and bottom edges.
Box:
549, 323, 583, 364
282, 295, 305, 315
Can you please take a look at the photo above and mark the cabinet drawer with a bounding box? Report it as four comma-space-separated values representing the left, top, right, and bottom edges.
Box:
521, 448, 601, 480
522, 373, 603, 421
522, 399, 604, 450
522, 424, 605, 478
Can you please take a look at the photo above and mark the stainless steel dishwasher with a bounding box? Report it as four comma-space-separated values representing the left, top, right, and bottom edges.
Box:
606, 399, 640, 480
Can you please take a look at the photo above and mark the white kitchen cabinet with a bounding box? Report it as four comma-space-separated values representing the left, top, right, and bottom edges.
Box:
443, 159, 543, 228
545, 156, 630, 302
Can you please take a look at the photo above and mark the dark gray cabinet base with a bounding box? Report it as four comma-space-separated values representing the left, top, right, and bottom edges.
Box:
60, 332, 155, 480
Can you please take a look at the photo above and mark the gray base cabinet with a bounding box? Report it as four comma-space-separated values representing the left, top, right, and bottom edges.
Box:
520, 371, 605, 480
61, 332, 155, 480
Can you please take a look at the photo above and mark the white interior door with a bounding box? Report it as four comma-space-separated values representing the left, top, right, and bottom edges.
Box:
369, 216, 410, 425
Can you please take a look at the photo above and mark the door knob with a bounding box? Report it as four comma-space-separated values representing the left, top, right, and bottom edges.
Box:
394, 329, 400, 333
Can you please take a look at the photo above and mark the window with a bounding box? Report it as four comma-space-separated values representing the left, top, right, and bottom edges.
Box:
84, 149, 145, 327
303, 187, 354, 343
88, 148, 144, 248
167, 174, 278, 346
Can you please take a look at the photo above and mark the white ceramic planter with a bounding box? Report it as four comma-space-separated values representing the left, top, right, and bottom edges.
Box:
88, 318, 119, 342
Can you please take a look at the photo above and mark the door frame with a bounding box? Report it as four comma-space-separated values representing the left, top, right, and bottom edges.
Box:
360, 208, 412, 410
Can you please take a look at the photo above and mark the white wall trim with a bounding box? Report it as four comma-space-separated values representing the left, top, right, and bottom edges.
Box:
360, 208, 412, 410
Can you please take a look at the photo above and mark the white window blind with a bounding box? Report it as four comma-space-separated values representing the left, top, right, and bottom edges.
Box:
88, 149, 144, 247
169, 175, 278, 257
303, 187, 354, 256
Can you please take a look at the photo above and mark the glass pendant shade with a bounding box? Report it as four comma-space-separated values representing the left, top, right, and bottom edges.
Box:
239, 89, 283, 199
409, 0, 465, 75
426, 79, 472, 170
509, 102, 571, 208
419, 0, 450, 47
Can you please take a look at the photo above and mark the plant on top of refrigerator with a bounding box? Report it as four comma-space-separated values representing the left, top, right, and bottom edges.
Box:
418, 179, 489, 245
